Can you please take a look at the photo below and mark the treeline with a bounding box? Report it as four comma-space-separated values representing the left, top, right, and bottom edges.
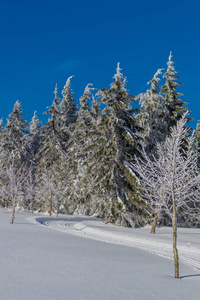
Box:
0, 53, 199, 226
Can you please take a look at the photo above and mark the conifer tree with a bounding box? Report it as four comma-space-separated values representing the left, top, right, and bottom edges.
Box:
161, 52, 191, 131
3, 101, 29, 166
60, 76, 77, 128
0, 119, 5, 152
88, 63, 147, 226
36, 86, 62, 172
136, 69, 167, 154
62, 84, 94, 212
57, 77, 77, 152
194, 121, 200, 167
28, 111, 42, 162
35, 86, 66, 213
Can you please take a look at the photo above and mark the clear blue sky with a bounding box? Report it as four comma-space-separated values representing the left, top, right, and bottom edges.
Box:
0, 0, 199, 128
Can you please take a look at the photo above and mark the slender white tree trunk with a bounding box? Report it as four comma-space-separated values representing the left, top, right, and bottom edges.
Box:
49, 190, 52, 216
173, 219, 179, 278
11, 199, 16, 224
173, 198, 179, 278
150, 213, 157, 234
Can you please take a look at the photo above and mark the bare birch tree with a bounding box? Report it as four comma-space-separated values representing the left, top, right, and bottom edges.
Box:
23, 164, 36, 213
132, 112, 200, 278
35, 166, 65, 216
2, 160, 25, 223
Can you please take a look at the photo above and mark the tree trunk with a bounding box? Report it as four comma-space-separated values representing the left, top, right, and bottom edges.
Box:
56, 205, 59, 217
173, 219, 179, 278
11, 202, 15, 224
49, 191, 52, 216
150, 213, 157, 234
31, 197, 34, 214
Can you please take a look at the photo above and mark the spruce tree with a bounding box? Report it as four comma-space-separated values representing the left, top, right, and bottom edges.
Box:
62, 84, 94, 213
194, 121, 200, 167
36, 86, 62, 172
88, 63, 147, 226
3, 101, 29, 166
60, 76, 77, 128
35, 86, 65, 213
161, 52, 192, 130
28, 111, 42, 162
136, 69, 167, 154
57, 77, 77, 152
0, 119, 4, 148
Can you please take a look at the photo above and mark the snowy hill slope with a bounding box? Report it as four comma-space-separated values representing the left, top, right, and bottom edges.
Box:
0, 210, 200, 300
31, 215, 200, 271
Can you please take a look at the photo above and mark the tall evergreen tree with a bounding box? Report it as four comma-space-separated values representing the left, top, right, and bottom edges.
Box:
28, 111, 42, 162
60, 76, 77, 128
194, 121, 200, 166
36, 86, 62, 173
136, 69, 167, 154
161, 52, 192, 130
3, 101, 29, 166
85, 63, 147, 226
62, 84, 94, 212
0, 119, 4, 147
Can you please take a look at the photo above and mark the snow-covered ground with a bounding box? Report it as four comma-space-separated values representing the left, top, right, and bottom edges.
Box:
1, 210, 200, 300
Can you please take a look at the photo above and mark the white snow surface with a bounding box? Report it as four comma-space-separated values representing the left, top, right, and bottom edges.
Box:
1, 210, 200, 300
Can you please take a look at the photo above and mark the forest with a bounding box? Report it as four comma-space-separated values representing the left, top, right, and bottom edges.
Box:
0, 52, 200, 231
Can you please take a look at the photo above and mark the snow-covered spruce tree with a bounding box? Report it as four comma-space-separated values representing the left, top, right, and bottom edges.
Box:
36, 86, 62, 173
133, 112, 200, 278
60, 76, 77, 140
3, 101, 30, 167
0, 142, 5, 206
136, 69, 167, 154
67, 88, 111, 216
0, 119, 4, 145
86, 63, 147, 227
161, 52, 192, 132
194, 121, 200, 167
28, 111, 42, 163
62, 84, 94, 213
35, 86, 65, 213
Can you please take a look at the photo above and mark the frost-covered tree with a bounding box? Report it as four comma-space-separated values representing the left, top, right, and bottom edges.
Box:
0, 119, 4, 146
0, 143, 5, 206
136, 69, 167, 154
194, 121, 200, 167
161, 52, 191, 131
1, 159, 25, 223
133, 113, 200, 278
60, 76, 77, 129
28, 111, 42, 162
68, 89, 108, 215
62, 84, 94, 212
35, 167, 55, 216
3, 101, 29, 166
35, 165, 65, 216
91, 63, 146, 226
36, 86, 62, 173
23, 164, 36, 213
59, 77, 77, 151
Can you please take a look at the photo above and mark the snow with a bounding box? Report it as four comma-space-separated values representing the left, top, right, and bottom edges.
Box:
1, 210, 200, 300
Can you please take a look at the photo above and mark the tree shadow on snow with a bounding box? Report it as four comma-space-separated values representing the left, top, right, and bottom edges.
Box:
180, 274, 200, 279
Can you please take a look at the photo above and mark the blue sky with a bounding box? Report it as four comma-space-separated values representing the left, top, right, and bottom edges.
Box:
0, 0, 199, 128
